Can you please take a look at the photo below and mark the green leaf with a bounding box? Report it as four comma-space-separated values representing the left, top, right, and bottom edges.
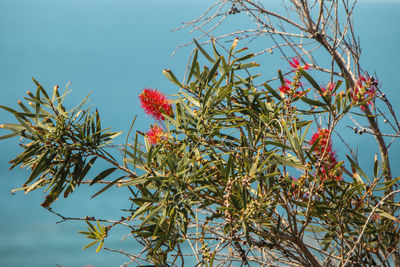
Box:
0, 105, 19, 115
278, 69, 285, 85
9, 142, 42, 170
0, 131, 21, 140
90, 167, 117, 185
35, 86, 41, 124
95, 240, 104, 253
32, 78, 50, 101
220, 56, 229, 75
235, 53, 255, 62
180, 91, 200, 108
232, 62, 260, 70
25, 150, 54, 185
91, 176, 125, 198
203, 85, 214, 110
229, 37, 239, 56
187, 48, 198, 82
52, 84, 61, 103
270, 153, 309, 170
375, 209, 400, 223
17, 100, 32, 114
263, 83, 281, 100
376, 176, 400, 191
163, 69, 182, 87
346, 155, 369, 181
373, 153, 379, 178
300, 96, 326, 107
79, 157, 97, 181
179, 98, 198, 119
298, 69, 322, 93
193, 39, 215, 64
206, 57, 221, 84
131, 202, 152, 220
0, 123, 26, 132
82, 240, 99, 250
140, 205, 164, 228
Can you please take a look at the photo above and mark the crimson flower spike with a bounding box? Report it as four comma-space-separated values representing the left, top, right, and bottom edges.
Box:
289, 57, 310, 70
139, 88, 173, 121
310, 128, 343, 181
146, 124, 165, 145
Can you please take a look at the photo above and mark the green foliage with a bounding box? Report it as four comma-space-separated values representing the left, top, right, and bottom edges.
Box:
1, 42, 399, 266
78, 220, 107, 253
0, 79, 121, 207
120, 41, 399, 265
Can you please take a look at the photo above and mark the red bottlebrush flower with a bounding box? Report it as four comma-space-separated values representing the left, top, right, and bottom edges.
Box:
289, 57, 310, 70
146, 124, 165, 145
321, 83, 335, 94
279, 79, 291, 96
357, 75, 368, 87
139, 88, 173, 121
279, 85, 290, 96
279, 78, 307, 98
310, 128, 343, 181
352, 75, 377, 111
310, 128, 333, 155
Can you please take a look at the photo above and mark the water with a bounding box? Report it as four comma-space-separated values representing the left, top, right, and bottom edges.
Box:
0, 0, 399, 266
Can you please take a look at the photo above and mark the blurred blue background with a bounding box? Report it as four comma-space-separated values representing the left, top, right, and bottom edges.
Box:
0, 0, 399, 266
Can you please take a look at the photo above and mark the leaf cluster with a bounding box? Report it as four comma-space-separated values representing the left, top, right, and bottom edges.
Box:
0, 79, 121, 207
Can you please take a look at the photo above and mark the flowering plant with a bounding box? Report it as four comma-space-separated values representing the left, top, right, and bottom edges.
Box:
1, 38, 398, 266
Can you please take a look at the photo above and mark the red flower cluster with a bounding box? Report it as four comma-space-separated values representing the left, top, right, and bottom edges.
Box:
352, 75, 377, 111
310, 128, 342, 181
145, 124, 165, 145
279, 78, 291, 96
289, 58, 310, 70
139, 88, 173, 121
310, 128, 334, 156
279, 78, 307, 98
321, 83, 335, 95
139, 88, 172, 146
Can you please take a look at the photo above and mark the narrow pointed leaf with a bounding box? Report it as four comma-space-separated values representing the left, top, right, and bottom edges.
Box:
90, 167, 117, 185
